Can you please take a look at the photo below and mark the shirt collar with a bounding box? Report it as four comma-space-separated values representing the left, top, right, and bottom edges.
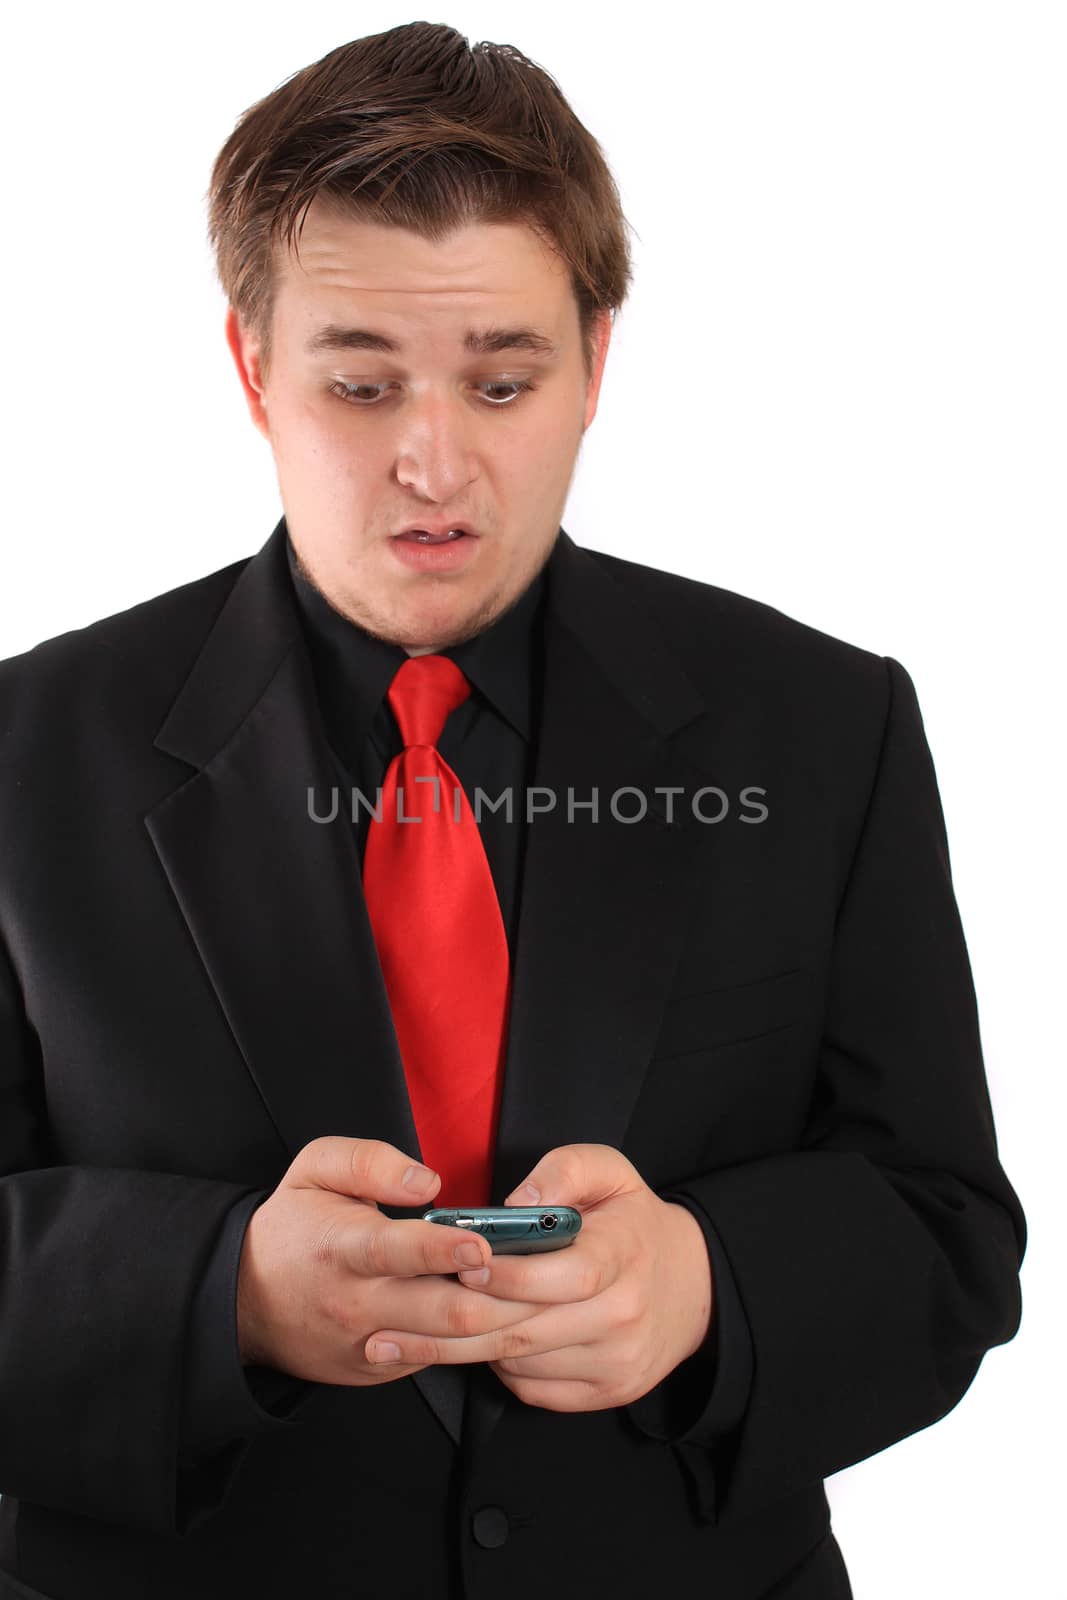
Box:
285, 525, 545, 749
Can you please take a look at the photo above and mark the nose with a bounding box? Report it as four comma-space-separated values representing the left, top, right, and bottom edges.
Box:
394, 388, 479, 505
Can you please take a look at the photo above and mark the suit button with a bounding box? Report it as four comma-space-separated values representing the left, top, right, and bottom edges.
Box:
471, 1506, 510, 1548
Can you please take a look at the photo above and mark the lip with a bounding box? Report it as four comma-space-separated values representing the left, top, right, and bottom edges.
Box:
388, 525, 481, 573
392, 520, 479, 539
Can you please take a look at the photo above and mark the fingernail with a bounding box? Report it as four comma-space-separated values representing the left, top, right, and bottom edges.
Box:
368, 1341, 401, 1363
454, 1242, 485, 1267
403, 1165, 436, 1191
511, 1182, 540, 1204
459, 1267, 491, 1286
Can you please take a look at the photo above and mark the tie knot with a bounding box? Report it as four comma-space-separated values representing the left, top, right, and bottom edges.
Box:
386, 654, 472, 748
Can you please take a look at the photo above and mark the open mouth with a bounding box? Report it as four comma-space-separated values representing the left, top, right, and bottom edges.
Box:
388, 527, 480, 570
394, 530, 469, 544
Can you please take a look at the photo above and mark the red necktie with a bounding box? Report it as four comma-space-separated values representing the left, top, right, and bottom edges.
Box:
361, 655, 511, 1209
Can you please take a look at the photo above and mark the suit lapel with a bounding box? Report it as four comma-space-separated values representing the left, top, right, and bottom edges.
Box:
488, 531, 708, 1201
145, 524, 423, 1173
145, 520, 712, 1454
465, 533, 710, 1446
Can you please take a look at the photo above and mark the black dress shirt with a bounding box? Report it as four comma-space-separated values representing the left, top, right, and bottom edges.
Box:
289, 530, 544, 958
178, 527, 754, 1471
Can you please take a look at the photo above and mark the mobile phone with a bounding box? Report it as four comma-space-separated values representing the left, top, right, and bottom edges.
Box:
421, 1205, 582, 1255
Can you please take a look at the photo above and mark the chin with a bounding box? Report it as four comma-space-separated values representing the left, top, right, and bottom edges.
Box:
366, 604, 473, 653
401, 589, 503, 646
403, 616, 480, 652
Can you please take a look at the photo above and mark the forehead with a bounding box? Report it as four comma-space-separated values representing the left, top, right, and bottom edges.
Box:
274, 201, 574, 338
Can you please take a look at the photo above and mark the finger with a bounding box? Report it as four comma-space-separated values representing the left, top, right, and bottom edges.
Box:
488, 1364, 603, 1413
342, 1215, 493, 1280
363, 1290, 547, 1369
457, 1226, 612, 1302
369, 1279, 545, 1342
490, 1344, 606, 1383
367, 1299, 592, 1368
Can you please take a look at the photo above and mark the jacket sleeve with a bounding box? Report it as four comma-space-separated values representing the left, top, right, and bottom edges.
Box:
176, 1192, 319, 1519
639, 656, 1027, 1527
179, 1194, 317, 1468
623, 1206, 753, 1443
0, 930, 307, 1538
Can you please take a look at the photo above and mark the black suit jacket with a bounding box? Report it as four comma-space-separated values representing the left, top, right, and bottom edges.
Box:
177, 526, 756, 1474
0, 519, 1025, 1600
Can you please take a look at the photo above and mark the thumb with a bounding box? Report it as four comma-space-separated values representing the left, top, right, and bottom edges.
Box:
290, 1135, 442, 1204
503, 1143, 637, 1208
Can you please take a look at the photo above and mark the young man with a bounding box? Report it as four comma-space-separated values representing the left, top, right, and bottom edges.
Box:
0, 22, 1024, 1599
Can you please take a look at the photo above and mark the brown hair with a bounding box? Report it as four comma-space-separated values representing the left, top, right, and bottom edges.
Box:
206, 21, 635, 386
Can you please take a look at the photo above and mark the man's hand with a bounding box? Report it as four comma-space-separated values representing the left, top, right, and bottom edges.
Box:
235, 1137, 544, 1386
364, 1144, 714, 1413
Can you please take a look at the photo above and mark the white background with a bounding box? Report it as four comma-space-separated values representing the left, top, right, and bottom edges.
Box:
2, 4, 1062, 1593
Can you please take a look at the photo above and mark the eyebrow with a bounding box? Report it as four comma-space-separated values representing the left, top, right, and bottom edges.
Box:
304, 323, 560, 359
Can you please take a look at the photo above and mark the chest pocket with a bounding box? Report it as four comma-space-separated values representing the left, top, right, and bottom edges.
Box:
652, 966, 812, 1060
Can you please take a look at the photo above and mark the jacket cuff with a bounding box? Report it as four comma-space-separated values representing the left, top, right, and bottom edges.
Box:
178, 1190, 317, 1470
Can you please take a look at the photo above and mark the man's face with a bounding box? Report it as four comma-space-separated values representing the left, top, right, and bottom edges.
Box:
226, 203, 611, 653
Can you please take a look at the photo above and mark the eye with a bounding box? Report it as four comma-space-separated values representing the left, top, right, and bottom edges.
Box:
479, 381, 536, 406
330, 381, 391, 405
327, 379, 538, 408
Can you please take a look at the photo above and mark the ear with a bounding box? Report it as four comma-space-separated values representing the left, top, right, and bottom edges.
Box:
224, 306, 271, 440
582, 308, 614, 433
